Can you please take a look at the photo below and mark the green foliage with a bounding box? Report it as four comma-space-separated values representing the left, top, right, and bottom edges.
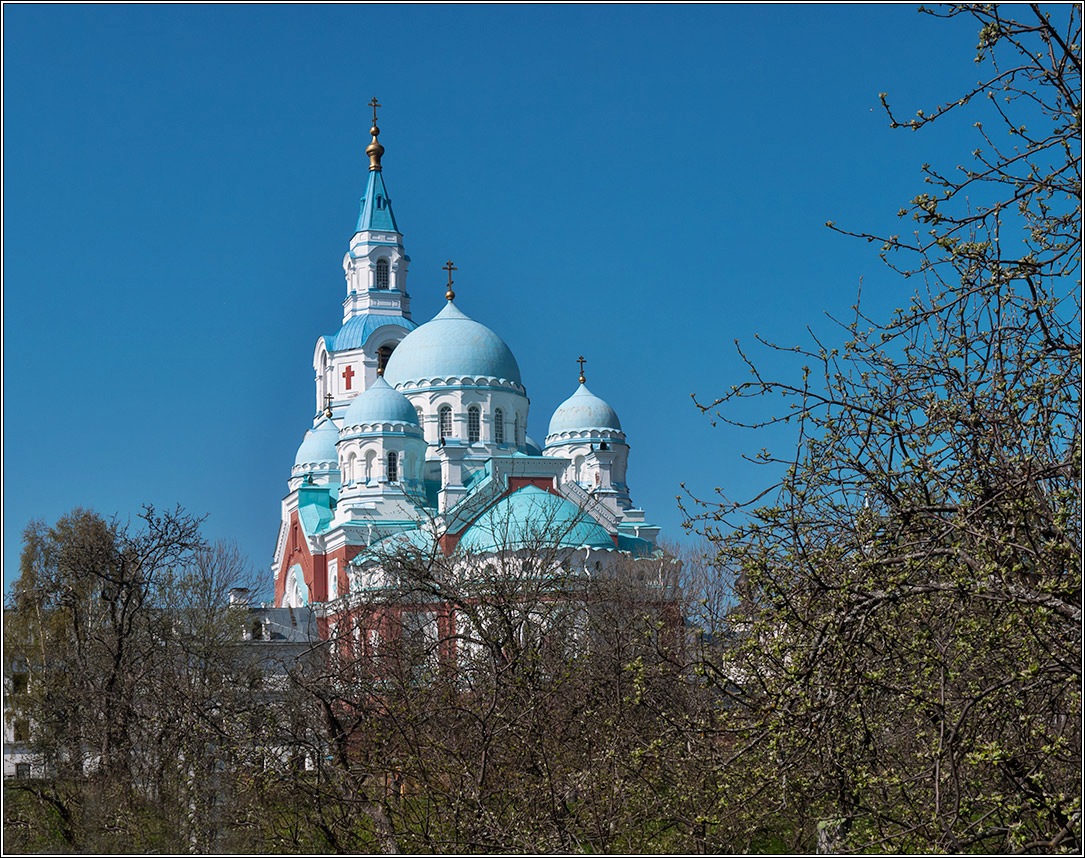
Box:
4, 506, 269, 854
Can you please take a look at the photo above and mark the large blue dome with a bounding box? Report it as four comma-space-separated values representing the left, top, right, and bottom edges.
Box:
294, 418, 340, 467
547, 384, 622, 437
341, 375, 420, 427
457, 486, 614, 553
384, 301, 522, 387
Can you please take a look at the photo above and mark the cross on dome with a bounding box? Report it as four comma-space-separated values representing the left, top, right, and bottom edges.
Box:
366, 96, 384, 171
577, 355, 587, 384
443, 260, 457, 301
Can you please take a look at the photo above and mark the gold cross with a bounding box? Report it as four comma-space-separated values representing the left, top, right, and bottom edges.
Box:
443, 260, 457, 301
369, 97, 381, 125
577, 355, 586, 384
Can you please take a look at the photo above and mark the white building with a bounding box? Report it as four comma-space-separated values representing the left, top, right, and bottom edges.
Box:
272, 103, 661, 636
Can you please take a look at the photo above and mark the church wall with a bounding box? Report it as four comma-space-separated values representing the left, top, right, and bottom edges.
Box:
403, 386, 528, 449
275, 509, 328, 605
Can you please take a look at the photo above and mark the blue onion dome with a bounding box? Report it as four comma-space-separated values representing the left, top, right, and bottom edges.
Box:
546, 383, 623, 438
340, 375, 421, 433
383, 301, 522, 388
294, 418, 340, 469
457, 486, 614, 553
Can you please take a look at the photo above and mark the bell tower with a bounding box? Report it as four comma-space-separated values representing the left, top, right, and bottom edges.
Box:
313, 99, 418, 419
341, 97, 412, 323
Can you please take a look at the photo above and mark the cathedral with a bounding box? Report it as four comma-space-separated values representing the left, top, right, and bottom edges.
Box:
272, 102, 661, 623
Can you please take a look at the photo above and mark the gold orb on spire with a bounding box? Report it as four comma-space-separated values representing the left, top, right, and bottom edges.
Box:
366, 97, 384, 171
577, 355, 587, 384
443, 260, 457, 301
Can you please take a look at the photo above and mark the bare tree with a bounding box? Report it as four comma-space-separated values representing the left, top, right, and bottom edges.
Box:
5, 509, 265, 853
685, 5, 1080, 853
266, 496, 698, 853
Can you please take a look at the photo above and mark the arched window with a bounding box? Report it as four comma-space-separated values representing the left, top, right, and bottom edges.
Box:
415, 407, 424, 427
467, 405, 481, 442
386, 450, 398, 483
514, 414, 521, 446
377, 344, 395, 373
439, 405, 452, 438
375, 258, 390, 289
493, 408, 505, 444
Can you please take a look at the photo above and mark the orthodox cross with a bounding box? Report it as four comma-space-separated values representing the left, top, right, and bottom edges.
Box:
369, 97, 381, 124
342, 364, 355, 390
443, 259, 457, 301
324, 393, 333, 417
577, 355, 587, 384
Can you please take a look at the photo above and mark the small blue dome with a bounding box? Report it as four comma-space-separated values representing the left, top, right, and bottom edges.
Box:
341, 375, 420, 427
457, 486, 614, 553
384, 301, 522, 386
295, 418, 340, 467
547, 384, 622, 436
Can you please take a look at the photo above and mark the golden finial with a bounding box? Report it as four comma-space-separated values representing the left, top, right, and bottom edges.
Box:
376, 365, 384, 377
366, 97, 384, 171
443, 260, 457, 301
324, 393, 333, 418
577, 355, 587, 384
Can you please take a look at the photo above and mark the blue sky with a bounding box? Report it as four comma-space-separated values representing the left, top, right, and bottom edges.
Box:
4, 4, 987, 596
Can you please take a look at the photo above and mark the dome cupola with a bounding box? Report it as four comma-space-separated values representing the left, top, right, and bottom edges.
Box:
384, 301, 522, 389
457, 486, 614, 553
547, 383, 623, 438
294, 417, 340, 470
340, 375, 421, 437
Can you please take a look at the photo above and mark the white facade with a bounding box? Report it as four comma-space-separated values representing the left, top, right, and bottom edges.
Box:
274, 112, 661, 611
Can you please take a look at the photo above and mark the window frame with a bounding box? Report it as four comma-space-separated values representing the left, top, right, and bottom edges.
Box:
467, 405, 481, 442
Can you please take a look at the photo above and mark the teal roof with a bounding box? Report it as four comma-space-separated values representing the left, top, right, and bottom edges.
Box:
326, 313, 417, 353
457, 486, 614, 553
617, 534, 657, 557
384, 301, 522, 386
342, 375, 420, 427
356, 169, 399, 233
547, 384, 622, 437
294, 418, 340, 467
297, 487, 335, 536
356, 528, 439, 570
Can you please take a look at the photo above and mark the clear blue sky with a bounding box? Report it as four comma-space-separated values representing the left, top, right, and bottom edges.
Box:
4, 4, 986, 596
